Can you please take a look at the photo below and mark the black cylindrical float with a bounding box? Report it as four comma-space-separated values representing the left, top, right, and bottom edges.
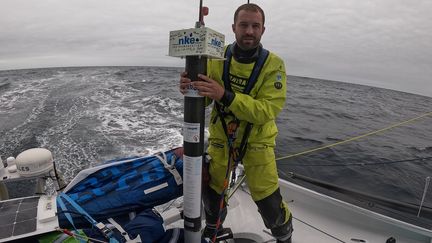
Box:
183, 55, 207, 241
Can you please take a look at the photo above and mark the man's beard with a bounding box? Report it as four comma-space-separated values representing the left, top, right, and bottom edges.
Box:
238, 35, 260, 50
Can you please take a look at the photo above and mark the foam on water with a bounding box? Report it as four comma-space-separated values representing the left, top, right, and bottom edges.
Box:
91, 79, 184, 159
1, 67, 431, 212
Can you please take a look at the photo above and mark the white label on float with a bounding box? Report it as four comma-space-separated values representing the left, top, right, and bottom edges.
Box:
183, 122, 200, 143
183, 155, 202, 218
184, 85, 201, 98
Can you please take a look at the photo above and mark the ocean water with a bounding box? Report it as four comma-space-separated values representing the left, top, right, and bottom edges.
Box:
1, 66, 431, 225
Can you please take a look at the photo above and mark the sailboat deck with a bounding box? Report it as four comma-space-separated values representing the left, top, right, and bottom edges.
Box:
222, 179, 432, 243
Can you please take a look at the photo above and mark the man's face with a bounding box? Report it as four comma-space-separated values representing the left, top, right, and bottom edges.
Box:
232, 10, 265, 50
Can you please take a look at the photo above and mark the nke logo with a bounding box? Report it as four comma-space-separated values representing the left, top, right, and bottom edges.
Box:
178, 33, 200, 45
211, 38, 222, 47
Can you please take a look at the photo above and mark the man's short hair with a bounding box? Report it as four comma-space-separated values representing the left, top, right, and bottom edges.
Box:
234, 3, 265, 25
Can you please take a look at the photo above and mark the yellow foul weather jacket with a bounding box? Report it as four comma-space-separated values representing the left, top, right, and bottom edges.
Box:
206, 46, 287, 201
207, 48, 287, 148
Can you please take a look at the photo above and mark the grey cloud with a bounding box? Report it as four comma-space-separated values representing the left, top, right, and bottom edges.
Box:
0, 0, 431, 97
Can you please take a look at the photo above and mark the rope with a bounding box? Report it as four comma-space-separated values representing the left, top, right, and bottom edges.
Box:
212, 141, 236, 243
282, 156, 432, 167
417, 176, 431, 217
281, 171, 432, 214
55, 227, 107, 243
289, 218, 346, 243
276, 111, 432, 161
227, 173, 246, 199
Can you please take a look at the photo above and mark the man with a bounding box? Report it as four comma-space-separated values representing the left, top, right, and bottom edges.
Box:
180, 3, 293, 243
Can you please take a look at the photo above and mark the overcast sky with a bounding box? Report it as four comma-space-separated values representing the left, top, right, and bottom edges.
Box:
1, 0, 431, 97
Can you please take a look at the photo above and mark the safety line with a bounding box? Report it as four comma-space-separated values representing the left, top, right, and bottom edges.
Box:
276, 111, 432, 161
284, 156, 432, 167
292, 217, 346, 243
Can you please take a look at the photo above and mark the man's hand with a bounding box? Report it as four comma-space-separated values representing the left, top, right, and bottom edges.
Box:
180, 72, 225, 101
192, 74, 225, 101
179, 71, 191, 95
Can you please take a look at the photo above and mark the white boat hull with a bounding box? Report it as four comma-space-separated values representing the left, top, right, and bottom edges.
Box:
220, 178, 432, 243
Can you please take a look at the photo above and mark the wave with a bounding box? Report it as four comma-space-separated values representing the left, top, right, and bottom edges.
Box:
292, 136, 324, 146
1, 66, 432, 205
0, 82, 10, 91
408, 146, 432, 153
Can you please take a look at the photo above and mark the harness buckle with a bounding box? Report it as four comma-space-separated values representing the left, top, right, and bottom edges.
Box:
227, 120, 239, 139
96, 222, 114, 239
230, 147, 239, 162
